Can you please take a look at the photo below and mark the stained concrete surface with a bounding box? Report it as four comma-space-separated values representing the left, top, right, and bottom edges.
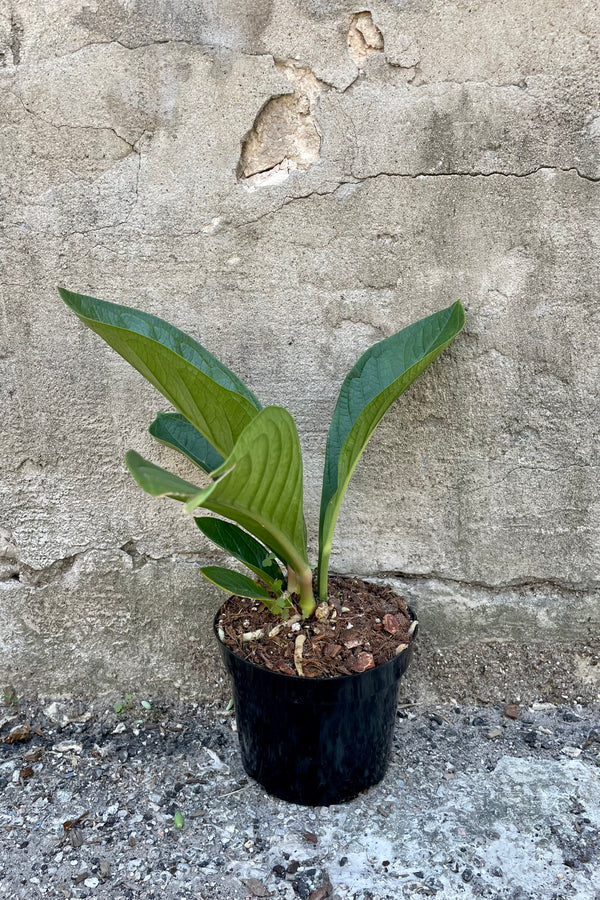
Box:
0, 697, 599, 899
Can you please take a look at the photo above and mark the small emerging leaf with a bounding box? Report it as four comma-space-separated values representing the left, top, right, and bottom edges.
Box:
174, 810, 184, 829
126, 451, 203, 501
114, 701, 124, 714
199, 566, 273, 600
225, 699, 234, 712
141, 700, 152, 710
195, 517, 285, 590
150, 412, 223, 474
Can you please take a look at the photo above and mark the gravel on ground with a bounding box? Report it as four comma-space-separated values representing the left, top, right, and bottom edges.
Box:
1, 693, 599, 900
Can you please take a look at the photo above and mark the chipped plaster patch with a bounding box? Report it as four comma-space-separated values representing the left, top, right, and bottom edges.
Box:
238, 61, 324, 188
347, 11, 384, 69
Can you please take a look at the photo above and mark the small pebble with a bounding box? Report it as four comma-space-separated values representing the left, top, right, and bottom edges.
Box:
486, 727, 502, 740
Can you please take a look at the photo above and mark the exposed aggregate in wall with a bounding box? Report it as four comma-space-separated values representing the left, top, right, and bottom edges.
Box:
1, 0, 599, 698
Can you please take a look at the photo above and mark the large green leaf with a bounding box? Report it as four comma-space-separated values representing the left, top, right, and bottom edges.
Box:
149, 412, 223, 474
318, 300, 465, 597
58, 288, 261, 458
195, 517, 285, 589
125, 406, 310, 582
184, 406, 310, 579
199, 566, 273, 600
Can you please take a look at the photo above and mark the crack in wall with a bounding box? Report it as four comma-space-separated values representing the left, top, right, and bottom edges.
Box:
376, 570, 600, 598
9, 12, 22, 65
9, 89, 140, 153
2, 542, 598, 597
227, 165, 598, 234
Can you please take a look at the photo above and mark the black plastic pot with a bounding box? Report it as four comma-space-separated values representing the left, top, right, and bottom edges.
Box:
214, 607, 417, 806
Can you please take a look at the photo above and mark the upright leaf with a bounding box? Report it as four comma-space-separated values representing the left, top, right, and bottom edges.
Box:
150, 412, 223, 474
58, 288, 261, 458
195, 517, 285, 588
318, 300, 465, 599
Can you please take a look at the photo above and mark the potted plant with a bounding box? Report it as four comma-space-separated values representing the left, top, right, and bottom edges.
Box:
58, 287, 465, 805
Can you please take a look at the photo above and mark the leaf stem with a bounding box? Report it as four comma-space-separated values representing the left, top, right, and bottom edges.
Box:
317, 543, 331, 602
297, 567, 316, 619
287, 567, 299, 594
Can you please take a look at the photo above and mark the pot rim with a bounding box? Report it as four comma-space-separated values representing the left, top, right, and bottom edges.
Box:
213, 594, 418, 686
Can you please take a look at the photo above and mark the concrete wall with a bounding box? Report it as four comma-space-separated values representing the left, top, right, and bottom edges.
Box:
1, 0, 599, 702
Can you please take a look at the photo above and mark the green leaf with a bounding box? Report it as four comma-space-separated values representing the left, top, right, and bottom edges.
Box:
174, 810, 184, 829
114, 700, 123, 714
57, 288, 261, 458
318, 301, 465, 598
150, 412, 223, 474
141, 700, 152, 710
184, 407, 310, 579
126, 451, 204, 501
195, 517, 285, 590
199, 566, 273, 599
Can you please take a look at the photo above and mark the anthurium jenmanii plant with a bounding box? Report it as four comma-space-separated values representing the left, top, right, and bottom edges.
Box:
58, 288, 465, 620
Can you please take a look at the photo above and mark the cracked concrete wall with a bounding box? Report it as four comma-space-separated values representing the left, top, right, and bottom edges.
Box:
1, 0, 600, 701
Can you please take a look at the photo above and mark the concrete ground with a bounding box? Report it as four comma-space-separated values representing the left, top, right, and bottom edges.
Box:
1, 696, 599, 900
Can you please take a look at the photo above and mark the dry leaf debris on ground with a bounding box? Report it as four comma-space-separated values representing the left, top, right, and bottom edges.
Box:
0, 697, 599, 899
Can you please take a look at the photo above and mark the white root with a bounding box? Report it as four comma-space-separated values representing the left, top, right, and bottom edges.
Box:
242, 629, 264, 643
294, 633, 306, 676
408, 620, 418, 637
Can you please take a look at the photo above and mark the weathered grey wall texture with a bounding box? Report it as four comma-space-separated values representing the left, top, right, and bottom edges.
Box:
1, 1, 599, 702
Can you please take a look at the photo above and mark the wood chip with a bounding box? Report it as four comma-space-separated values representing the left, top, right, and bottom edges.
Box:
315, 603, 330, 621
504, 703, 520, 720
302, 831, 318, 843
351, 652, 375, 673
382, 613, 398, 634
294, 634, 306, 676
23, 747, 42, 762
343, 637, 362, 649
19, 766, 34, 779
3, 724, 34, 744
268, 624, 282, 638
308, 872, 334, 900
395, 643, 409, 655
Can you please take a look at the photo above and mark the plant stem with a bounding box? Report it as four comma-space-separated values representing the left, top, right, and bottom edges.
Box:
298, 567, 316, 619
317, 542, 331, 602
287, 567, 299, 594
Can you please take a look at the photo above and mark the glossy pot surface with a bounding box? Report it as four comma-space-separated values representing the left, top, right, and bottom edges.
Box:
214, 608, 416, 806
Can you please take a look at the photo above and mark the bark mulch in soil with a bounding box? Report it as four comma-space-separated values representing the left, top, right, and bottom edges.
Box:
216, 576, 415, 678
